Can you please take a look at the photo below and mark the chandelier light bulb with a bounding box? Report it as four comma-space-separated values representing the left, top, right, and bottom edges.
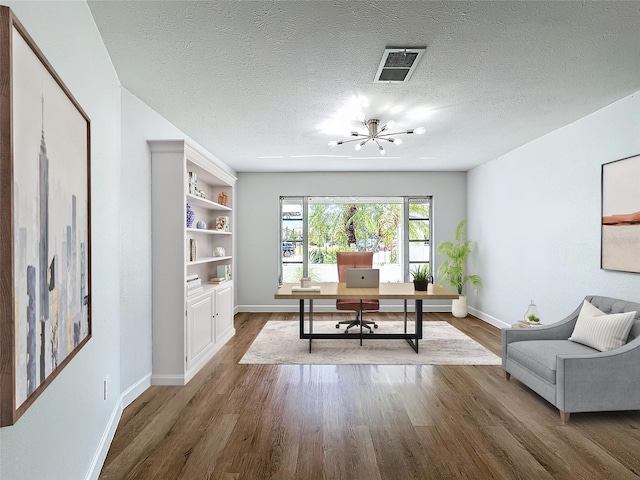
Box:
356, 111, 366, 123
355, 140, 366, 151
393, 138, 403, 145
384, 120, 395, 130
379, 145, 386, 155
328, 140, 338, 147
414, 126, 426, 135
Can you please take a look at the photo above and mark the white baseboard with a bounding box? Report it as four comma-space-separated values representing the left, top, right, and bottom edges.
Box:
468, 306, 511, 329
151, 373, 186, 386
85, 397, 123, 480
121, 373, 151, 409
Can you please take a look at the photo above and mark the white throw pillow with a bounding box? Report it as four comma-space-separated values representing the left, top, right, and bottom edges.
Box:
569, 300, 636, 351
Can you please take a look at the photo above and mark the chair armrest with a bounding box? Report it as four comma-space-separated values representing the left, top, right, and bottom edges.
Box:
556, 336, 640, 412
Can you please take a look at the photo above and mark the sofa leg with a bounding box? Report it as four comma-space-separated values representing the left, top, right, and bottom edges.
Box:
504, 371, 511, 380
559, 410, 570, 424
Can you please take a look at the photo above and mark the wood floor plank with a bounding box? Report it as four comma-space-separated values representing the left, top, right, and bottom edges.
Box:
100, 312, 640, 479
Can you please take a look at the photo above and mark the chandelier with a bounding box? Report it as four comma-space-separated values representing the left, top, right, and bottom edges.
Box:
328, 118, 426, 155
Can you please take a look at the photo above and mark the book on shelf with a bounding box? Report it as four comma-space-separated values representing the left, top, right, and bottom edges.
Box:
187, 279, 202, 289
186, 274, 199, 282
188, 171, 197, 195
209, 277, 229, 284
187, 286, 203, 296
189, 239, 197, 261
517, 320, 543, 328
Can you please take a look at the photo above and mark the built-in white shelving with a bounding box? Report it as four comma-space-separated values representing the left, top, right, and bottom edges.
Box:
150, 139, 236, 386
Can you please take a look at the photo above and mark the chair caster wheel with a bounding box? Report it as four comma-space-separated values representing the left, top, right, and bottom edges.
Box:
374, 324, 378, 328
335, 324, 340, 328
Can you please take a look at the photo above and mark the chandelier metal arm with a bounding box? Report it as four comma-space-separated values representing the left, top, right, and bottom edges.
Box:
334, 137, 370, 145
328, 118, 425, 154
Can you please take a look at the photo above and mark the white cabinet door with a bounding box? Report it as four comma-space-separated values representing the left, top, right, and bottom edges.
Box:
186, 292, 215, 369
214, 284, 233, 341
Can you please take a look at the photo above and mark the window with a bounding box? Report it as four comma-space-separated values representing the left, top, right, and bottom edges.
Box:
279, 196, 432, 284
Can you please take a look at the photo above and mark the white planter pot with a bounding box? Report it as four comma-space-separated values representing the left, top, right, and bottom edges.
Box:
452, 295, 468, 318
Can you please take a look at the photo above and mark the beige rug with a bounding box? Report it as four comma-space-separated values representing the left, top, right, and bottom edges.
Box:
239, 321, 501, 365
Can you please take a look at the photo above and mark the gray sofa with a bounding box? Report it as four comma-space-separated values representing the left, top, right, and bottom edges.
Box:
502, 295, 640, 423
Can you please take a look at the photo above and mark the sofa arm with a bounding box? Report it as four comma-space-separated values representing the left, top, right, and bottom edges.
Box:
556, 336, 640, 413
502, 301, 584, 364
501, 319, 577, 362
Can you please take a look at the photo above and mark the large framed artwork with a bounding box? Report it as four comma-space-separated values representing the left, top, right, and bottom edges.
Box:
601, 154, 640, 273
0, 7, 91, 426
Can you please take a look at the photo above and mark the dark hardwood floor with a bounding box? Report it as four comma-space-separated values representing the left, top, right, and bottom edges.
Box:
100, 312, 640, 479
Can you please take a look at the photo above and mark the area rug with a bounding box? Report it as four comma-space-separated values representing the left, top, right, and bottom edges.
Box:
239, 321, 501, 365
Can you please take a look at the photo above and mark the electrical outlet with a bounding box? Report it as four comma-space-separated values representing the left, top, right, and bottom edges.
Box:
103, 376, 109, 400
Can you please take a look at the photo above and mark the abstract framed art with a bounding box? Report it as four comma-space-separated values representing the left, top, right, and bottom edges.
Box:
0, 7, 91, 426
601, 154, 640, 273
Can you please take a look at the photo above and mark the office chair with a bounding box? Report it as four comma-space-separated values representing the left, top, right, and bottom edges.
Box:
335, 251, 379, 332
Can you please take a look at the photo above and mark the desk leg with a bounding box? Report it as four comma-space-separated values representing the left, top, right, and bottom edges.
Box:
405, 299, 422, 353
299, 299, 304, 339
416, 299, 422, 353
403, 299, 408, 333
309, 299, 314, 353
359, 300, 363, 346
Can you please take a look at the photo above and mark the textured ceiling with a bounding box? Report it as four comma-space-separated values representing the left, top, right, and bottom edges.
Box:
88, 1, 640, 172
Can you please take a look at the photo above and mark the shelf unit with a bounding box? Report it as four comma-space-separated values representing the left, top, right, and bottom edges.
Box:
149, 139, 236, 386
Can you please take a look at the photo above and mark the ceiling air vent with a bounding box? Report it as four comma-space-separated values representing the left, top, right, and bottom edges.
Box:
374, 47, 426, 83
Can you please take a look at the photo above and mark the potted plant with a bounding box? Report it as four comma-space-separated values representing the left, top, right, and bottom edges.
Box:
437, 220, 481, 318
410, 264, 431, 291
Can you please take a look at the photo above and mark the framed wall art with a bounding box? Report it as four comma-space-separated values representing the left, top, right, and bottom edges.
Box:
601, 154, 640, 273
0, 7, 91, 426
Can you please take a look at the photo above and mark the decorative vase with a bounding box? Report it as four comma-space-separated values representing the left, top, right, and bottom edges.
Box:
186, 203, 194, 228
196, 220, 206, 229
452, 295, 468, 318
413, 280, 427, 291
524, 300, 540, 322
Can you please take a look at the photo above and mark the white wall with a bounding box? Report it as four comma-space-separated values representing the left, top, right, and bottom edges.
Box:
119, 89, 185, 405
0, 2, 122, 479
119, 89, 237, 402
236, 171, 466, 311
467, 91, 640, 328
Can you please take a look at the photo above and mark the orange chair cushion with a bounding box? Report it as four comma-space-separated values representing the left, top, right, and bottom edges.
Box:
336, 299, 380, 311
335, 251, 379, 312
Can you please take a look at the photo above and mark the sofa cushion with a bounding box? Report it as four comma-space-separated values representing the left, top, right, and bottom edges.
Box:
569, 300, 636, 351
507, 340, 598, 384
586, 296, 640, 342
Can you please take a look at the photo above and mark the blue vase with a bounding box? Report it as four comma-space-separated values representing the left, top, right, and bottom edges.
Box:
186, 203, 194, 228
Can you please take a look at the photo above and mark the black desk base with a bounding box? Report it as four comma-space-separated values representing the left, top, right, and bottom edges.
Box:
299, 299, 423, 353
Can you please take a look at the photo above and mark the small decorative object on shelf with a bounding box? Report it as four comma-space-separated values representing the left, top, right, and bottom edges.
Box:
217, 191, 228, 206
300, 277, 311, 288
215, 216, 229, 231
524, 300, 540, 323
186, 203, 195, 228
189, 239, 197, 261
188, 171, 206, 198
196, 220, 207, 229
213, 246, 225, 257
188, 171, 197, 195
217, 264, 231, 280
